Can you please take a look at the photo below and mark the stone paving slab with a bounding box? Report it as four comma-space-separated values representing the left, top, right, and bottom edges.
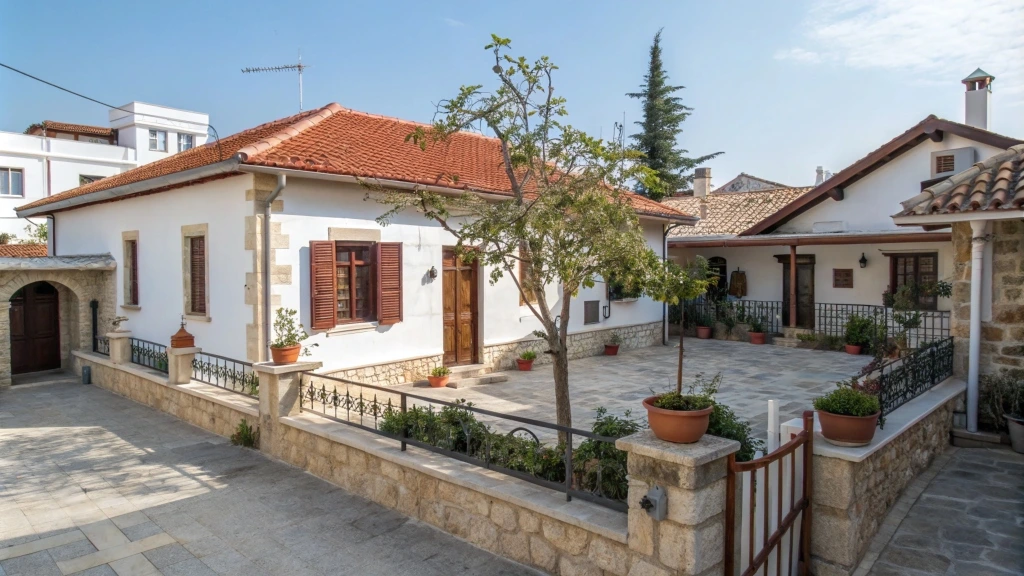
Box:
0, 377, 541, 575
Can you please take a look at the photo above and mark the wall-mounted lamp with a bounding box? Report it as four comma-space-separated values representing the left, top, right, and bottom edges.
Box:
428, 266, 438, 280
859, 253, 868, 269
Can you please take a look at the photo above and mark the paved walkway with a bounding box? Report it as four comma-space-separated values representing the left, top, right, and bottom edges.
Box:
0, 376, 539, 576
400, 339, 869, 439
863, 447, 1024, 576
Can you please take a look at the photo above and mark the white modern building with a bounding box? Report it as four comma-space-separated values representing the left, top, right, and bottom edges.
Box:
0, 102, 208, 238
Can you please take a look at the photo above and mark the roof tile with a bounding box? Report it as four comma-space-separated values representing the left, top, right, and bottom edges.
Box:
663, 187, 813, 238
0, 244, 48, 258
898, 144, 1024, 216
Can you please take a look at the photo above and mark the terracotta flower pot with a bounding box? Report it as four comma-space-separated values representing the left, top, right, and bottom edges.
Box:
642, 397, 713, 444
844, 344, 863, 355
427, 375, 450, 388
604, 344, 620, 356
270, 344, 301, 364
696, 326, 712, 339
817, 410, 880, 447
749, 332, 766, 345
516, 359, 534, 371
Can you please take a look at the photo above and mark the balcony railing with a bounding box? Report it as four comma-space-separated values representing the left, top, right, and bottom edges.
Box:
874, 337, 954, 422
130, 338, 168, 373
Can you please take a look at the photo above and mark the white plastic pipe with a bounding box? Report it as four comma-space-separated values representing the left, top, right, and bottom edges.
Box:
967, 219, 989, 432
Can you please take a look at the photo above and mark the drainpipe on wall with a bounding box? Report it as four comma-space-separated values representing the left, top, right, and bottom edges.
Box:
967, 219, 989, 432
263, 173, 287, 361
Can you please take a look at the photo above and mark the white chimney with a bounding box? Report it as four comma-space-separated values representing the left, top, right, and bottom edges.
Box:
693, 167, 711, 198
962, 68, 994, 130
815, 166, 824, 186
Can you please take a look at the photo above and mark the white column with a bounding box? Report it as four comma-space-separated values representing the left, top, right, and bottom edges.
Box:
967, 219, 989, 432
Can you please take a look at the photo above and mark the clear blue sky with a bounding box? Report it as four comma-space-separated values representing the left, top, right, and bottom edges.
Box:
2, 0, 1021, 187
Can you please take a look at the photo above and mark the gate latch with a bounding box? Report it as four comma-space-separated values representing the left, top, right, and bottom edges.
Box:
639, 485, 667, 521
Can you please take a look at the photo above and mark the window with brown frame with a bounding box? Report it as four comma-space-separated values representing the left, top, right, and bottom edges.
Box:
833, 268, 853, 289
336, 243, 375, 322
189, 236, 206, 314
310, 240, 403, 329
125, 239, 139, 305
889, 252, 938, 310
935, 154, 955, 174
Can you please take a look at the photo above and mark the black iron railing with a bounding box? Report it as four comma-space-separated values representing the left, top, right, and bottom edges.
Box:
94, 336, 110, 356
299, 373, 629, 512
814, 303, 950, 347
130, 338, 168, 373
681, 299, 784, 334
875, 337, 954, 421
192, 352, 259, 396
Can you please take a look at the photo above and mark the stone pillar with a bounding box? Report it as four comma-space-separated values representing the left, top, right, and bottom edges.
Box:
617, 430, 740, 576
0, 301, 11, 388
254, 361, 322, 457
167, 346, 200, 384
107, 331, 132, 365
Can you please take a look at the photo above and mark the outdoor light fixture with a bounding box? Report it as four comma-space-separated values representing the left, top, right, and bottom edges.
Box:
428, 265, 438, 280
859, 253, 868, 268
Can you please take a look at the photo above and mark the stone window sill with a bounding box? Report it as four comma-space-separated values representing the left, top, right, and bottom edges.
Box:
611, 298, 638, 304
184, 314, 212, 323
120, 304, 141, 311
326, 321, 378, 336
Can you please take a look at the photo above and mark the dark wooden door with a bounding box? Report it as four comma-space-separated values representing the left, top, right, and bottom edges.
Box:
442, 249, 478, 365
782, 262, 815, 329
10, 282, 61, 375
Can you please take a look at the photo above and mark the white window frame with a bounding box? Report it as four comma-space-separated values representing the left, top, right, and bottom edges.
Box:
178, 133, 194, 152
149, 130, 167, 152
0, 168, 24, 197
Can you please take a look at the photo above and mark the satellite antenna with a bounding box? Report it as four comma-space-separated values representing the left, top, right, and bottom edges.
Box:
242, 50, 309, 111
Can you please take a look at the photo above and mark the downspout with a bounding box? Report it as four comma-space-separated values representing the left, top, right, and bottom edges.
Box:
967, 219, 989, 432
263, 174, 287, 360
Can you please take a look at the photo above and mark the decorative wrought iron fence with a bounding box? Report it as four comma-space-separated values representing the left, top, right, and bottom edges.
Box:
814, 303, 950, 347
192, 352, 259, 396
94, 335, 110, 356
681, 299, 784, 334
130, 338, 168, 373
299, 372, 629, 512
875, 337, 954, 421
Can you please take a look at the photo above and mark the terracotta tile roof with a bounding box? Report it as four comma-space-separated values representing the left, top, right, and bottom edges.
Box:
663, 187, 813, 238
26, 121, 114, 137
897, 143, 1024, 216
20, 104, 694, 222
0, 244, 48, 257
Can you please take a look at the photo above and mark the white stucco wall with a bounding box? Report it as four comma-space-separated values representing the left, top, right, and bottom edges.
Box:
779, 134, 1006, 234
54, 175, 252, 358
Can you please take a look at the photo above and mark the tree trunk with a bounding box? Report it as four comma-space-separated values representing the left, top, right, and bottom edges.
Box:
551, 343, 572, 443
676, 305, 685, 394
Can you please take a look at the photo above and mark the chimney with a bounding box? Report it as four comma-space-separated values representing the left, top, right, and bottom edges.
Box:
699, 200, 707, 220
693, 167, 711, 198
815, 166, 824, 186
962, 68, 995, 130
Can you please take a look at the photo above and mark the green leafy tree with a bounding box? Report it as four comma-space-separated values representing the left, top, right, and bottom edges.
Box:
373, 36, 666, 431
20, 221, 46, 244
627, 29, 722, 200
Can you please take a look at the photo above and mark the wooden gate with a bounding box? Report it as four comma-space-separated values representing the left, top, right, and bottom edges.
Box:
725, 410, 814, 576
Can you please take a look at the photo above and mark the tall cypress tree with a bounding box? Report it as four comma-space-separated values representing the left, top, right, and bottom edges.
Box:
628, 29, 721, 201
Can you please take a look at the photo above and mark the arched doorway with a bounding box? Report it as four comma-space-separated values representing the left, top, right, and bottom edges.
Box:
10, 281, 61, 374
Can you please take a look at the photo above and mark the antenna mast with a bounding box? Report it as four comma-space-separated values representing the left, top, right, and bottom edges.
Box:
242, 50, 309, 111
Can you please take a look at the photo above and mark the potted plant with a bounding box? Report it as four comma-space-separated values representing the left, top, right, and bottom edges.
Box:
604, 334, 622, 355
516, 350, 537, 371
747, 316, 766, 345
643, 373, 718, 443
270, 308, 317, 364
696, 312, 713, 339
844, 314, 872, 355
981, 374, 1024, 454
813, 382, 881, 447
427, 366, 451, 388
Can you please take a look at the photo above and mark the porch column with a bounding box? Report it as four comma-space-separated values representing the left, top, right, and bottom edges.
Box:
789, 245, 797, 327
967, 219, 989, 432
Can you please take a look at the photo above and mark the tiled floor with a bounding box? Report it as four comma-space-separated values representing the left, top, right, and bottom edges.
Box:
398, 338, 870, 439
0, 376, 540, 576
863, 447, 1024, 575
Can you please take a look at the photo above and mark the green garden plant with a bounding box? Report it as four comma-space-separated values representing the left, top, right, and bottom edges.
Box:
844, 314, 873, 347
270, 307, 317, 355
231, 419, 260, 448
813, 385, 880, 418
519, 350, 538, 361
980, 374, 1024, 432
430, 366, 451, 378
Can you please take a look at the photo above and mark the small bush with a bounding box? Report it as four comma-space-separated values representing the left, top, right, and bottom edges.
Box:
607, 333, 622, 345
231, 419, 260, 448
813, 386, 880, 417
797, 333, 817, 343
980, 374, 1024, 432
747, 316, 765, 333
708, 403, 763, 462
652, 393, 714, 411
844, 314, 874, 347
430, 366, 451, 377
519, 350, 538, 361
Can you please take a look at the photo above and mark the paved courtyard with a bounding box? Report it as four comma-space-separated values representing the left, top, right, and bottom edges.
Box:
401, 339, 870, 439
0, 377, 539, 576
864, 447, 1024, 575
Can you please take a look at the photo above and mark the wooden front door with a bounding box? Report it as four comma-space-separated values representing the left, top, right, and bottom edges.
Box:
10, 281, 61, 375
779, 255, 815, 329
442, 249, 478, 365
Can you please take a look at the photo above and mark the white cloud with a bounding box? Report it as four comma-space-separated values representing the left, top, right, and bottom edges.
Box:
777, 0, 1024, 99
443, 17, 465, 28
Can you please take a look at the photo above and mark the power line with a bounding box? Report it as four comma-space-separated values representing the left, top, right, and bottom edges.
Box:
0, 62, 223, 161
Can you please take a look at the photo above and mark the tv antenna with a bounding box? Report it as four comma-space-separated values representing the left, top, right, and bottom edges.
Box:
242, 50, 309, 111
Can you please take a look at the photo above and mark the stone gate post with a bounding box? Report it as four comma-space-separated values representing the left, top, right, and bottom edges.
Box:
166, 347, 200, 384
107, 331, 132, 365
254, 361, 322, 457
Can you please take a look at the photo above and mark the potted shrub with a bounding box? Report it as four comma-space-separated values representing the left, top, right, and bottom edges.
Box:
747, 316, 766, 345
643, 373, 718, 443
981, 374, 1024, 454
604, 334, 622, 356
813, 382, 881, 447
696, 313, 713, 339
844, 314, 872, 355
427, 366, 451, 388
516, 350, 537, 371
270, 308, 317, 364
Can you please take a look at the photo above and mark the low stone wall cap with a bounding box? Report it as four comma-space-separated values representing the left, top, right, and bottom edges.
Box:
253, 361, 324, 375
616, 429, 740, 467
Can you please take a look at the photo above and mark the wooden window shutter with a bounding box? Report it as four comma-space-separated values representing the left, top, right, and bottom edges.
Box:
190, 236, 206, 314
128, 240, 139, 305
377, 242, 403, 325
309, 241, 337, 330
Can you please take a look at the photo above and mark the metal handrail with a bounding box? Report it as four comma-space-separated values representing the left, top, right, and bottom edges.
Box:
192, 351, 258, 397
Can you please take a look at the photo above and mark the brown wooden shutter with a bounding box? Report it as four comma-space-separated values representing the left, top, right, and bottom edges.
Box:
377, 242, 403, 325
310, 241, 337, 330
129, 240, 139, 305
190, 236, 206, 314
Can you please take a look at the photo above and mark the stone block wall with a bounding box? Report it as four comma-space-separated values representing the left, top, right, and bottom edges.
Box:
951, 220, 1024, 379
809, 395, 956, 576
322, 354, 444, 386
484, 321, 662, 372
